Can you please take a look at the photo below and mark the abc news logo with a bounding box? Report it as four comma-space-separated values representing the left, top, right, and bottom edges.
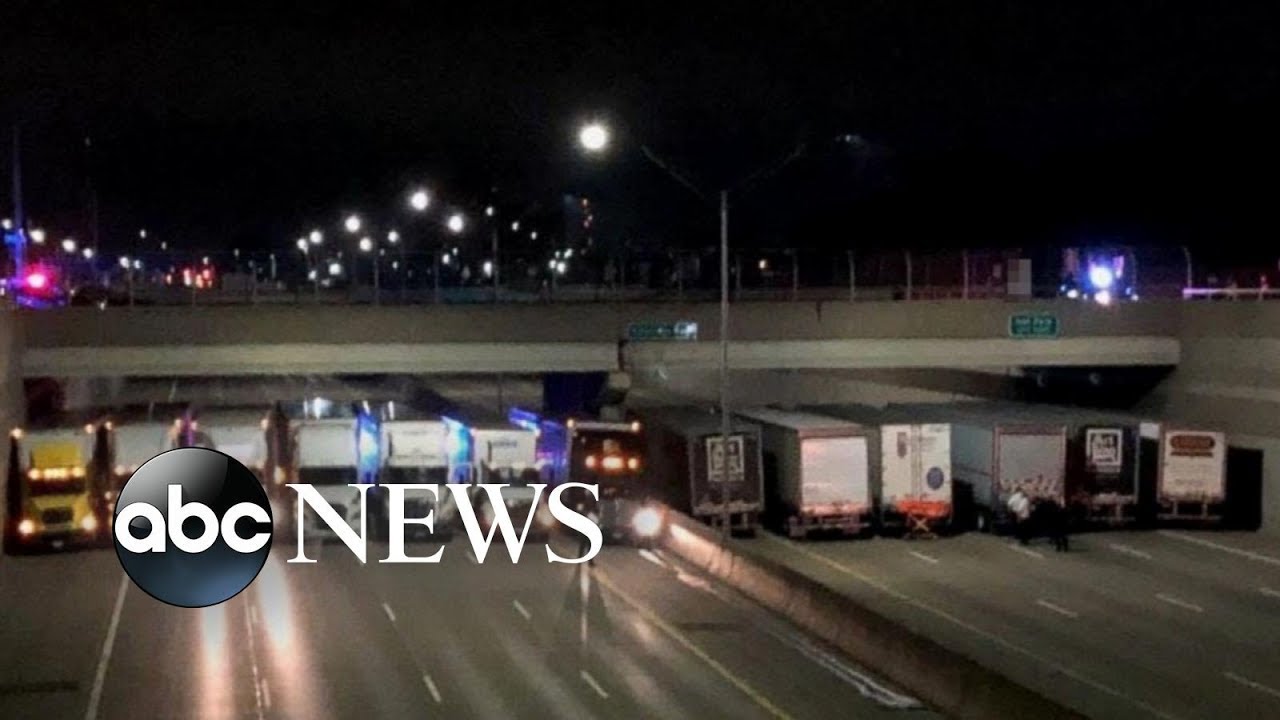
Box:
114, 448, 603, 608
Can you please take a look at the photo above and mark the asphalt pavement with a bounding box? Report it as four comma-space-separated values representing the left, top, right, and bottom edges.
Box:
0, 530, 935, 720
742, 528, 1280, 720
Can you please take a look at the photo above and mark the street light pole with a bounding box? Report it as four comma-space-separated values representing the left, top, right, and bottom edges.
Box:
718, 190, 731, 538
491, 223, 500, 303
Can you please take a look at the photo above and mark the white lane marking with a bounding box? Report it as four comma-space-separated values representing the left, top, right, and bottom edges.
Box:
580, 669, 610, 699
1156, 593, 1203, 614
249, 603, 260, 628
1008, 543, 1045, 560
382, 602, 397, 624
770, 536, 1182, 720
639, 548, 667, 567
1260, 587, 1280, 599
84, 574, 129, 720
1110, 543, 1153, 560
774, 629, 920, 709
243, 596, 267, 720
512, 599, 532, 621
260, 678, 272, 710
1036, 599, 1080, 619
422, 673, 443, 704
1158, 531, 1280, 567
1224, 671, 1280, 700
908, 550, 940, 565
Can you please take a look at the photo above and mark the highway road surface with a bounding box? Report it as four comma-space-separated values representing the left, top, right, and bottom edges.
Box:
745, 528, 1280, 720
0, 532, 933, 720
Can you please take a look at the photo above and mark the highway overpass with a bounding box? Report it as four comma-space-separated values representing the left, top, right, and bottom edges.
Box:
4, 299, 1179, 377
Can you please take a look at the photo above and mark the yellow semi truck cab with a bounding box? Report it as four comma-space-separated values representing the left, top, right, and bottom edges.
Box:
8, 426, 104, 549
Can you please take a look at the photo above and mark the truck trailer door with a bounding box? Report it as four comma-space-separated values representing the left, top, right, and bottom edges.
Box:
800, 436, 869, 510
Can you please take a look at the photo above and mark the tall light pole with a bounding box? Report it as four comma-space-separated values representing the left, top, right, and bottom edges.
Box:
486, 205, 499, 302
578, 120, 734, 534
442, 212, 466, 303
343, 214, 361, 297
359, 235, 380, 304
578, 120, 818, 536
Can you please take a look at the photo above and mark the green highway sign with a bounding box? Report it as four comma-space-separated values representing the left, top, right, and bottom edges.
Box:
1008, 313, 1059, 339
626, 321, 699, 342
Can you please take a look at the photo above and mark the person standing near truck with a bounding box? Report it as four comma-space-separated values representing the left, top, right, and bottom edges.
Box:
1007, 485, 1033, 544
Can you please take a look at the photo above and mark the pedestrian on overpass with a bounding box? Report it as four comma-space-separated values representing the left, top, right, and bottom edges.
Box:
1007, 485, 1033, 545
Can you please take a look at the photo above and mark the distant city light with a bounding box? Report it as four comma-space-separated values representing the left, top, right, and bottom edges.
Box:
82, 247, 95, 260
442, 253, 451, 265
29, 228, 46, 244
119, 256, 131, 269
556, 261, 568, 275
409, 189, 430, 212
1095, 290, 1113, 306
530, 231, 538, 240
1, 218, 11, 230
578, 122, 610, 152
61, 238, 77, 253
160, 240, 168, 251
139, 229, 147, 239
483, 260, 493, 277
328, 261, 342, 276
26, 271, 48, 290
307, 269, 317, 281
202, 256, 210, 265
344, 214, 362, 233
296, 238, 308, 251
309, 229, 323, 245
447, 213, 465, 234
134, 259, 143, 270
387, 230, 400, 244
485, 205, 495, 217
759, 259, 769, 271
564, 248, 573, 258
359, 237, 374, 253
1066, 288, 1080, 299
511, 221, 520, 232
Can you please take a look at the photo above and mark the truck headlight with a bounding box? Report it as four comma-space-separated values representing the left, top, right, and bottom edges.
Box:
81, 515, 99, 533
17, 518, 35, 536
631, 506, 663, 538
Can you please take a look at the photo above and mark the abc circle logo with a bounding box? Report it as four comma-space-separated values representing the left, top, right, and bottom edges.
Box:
114, 447, 273, 608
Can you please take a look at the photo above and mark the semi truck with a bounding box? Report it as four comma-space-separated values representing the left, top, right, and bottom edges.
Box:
182, 407, 271, 481
888, 403, 1066, 533
291, 417, 365, 538
379, 407, 455, 539
632, 406, 764, 534
735, 407, 874, 538
813, 404, 955, 536
509, 407, 658, 544
100, 403, 187, 502
1154, 425, 1228, 524
6, 417, 109, 550
445, 410, 551, 539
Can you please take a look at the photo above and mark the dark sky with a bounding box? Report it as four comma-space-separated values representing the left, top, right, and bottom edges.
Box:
2, 2, 1279, 262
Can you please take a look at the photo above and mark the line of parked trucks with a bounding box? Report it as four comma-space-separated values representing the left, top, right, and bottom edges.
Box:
4, 397, 1260, 552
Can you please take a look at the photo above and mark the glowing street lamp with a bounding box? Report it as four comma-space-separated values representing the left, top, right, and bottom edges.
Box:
309, 229, 323, 245
578, 122, 610, 153
446, 213, 465, 234
359, 237, 374, 253
81, 247, 95, 260
409, 189, 430, 212
29, 228, 46, 244
61, 238, 77, 254
119, 256, 131, 269
296, 238, 308, 252
386, 230, 400, 244
344, 214, 362, 233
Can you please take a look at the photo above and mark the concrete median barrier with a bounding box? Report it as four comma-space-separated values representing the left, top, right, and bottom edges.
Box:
661, 511, 1085, 720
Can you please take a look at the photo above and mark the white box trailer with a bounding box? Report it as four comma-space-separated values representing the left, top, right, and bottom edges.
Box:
736, 408, 873, 538
292, 418, 362, 537
191, 408, 271, 478
889, 403, 1066, 532
1157, 427, 1227, 522
381, 418, 455, 532
813, 404, 955, 533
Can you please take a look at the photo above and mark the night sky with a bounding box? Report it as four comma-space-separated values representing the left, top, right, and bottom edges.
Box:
2, 2, 1278, 265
